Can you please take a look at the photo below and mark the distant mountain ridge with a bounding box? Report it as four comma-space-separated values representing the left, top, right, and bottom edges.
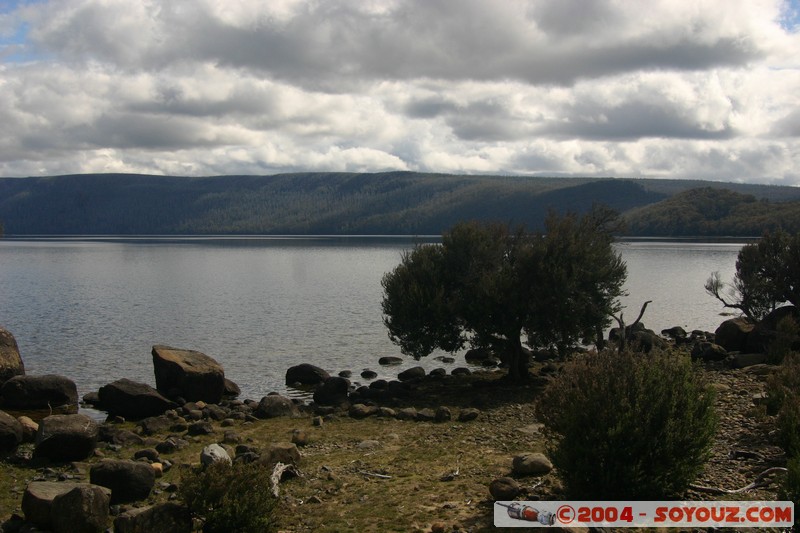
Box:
0, 172, 798, 236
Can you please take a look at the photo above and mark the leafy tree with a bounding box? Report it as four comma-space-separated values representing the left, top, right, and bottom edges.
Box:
381, 208, 627, 381
706, 229, 800, 320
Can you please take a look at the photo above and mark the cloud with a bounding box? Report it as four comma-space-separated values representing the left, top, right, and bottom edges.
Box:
0, 0, 797, 184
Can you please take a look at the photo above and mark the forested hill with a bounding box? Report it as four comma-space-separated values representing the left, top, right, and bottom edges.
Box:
0, 172, 798, 235
623, 187, 800, 237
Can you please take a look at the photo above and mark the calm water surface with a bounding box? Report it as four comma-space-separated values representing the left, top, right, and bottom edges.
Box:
0, 237, 743, 403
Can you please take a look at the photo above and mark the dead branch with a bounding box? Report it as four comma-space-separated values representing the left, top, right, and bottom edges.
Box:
270, 462, 300, 497
358, 470, 392, 479
688, 467, 787, 495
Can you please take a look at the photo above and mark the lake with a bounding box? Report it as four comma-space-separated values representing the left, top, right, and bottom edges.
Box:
0, 237, 744, 404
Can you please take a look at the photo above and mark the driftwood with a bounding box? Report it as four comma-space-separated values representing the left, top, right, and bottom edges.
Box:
270, 462, 300, 497
689, 467, 788, 495
440, 454, 462, 482
611, 300, 652, 352
358, 470, 391, 479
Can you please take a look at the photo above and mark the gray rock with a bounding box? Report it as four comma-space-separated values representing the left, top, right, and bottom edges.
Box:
285, 363, 330, 385
257, 442, 301, 468
0, 374, 78, 410
360, 370, 378, 379
451, 367, 471, 376
90, 459, 155, 504
727, 352, 769, 369
98, 379, 177, 420
254, 394, 299, 418
464, 348, 491, 363
398, 366, 425, 381
312, 376, 350, 406
139, 415, 173, 436
416, 408, 436, 422
34, 414, 99, 462
51, 483, 110, 533
434, 406, 452, 423
200, 443, 232, 466
429, 368, 447, 377
356, 440, 381, 450
489, 477, 520, 500
222, 378, 241, 398
377, 407, 396, 418
0, 327, 24, 386
378, 356, 403, 366
458, 408, 480, 422
98, 426, 145, 446
114, 502, 192, 533
715, 318, 755, 352
512, 452, 553, 476
152, 345, 225, 404
0, 409, 23, 455
187, 421, 214, 436
22, 481, 109, 530
395, 407, 417, 421
349, 403, 378, 419
17, 415, 38, 443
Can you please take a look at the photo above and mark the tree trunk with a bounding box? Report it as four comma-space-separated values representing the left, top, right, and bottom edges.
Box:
506, 334, 529, 382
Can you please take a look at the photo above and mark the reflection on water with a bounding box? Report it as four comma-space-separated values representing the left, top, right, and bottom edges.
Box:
0, 237, 745, 404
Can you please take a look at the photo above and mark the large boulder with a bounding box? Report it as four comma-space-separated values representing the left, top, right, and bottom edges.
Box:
90, 459, 155, 504
51, 483, 111, 533
152, 345, 225, 404
34, 414, 99, 462
254, 394, 298, 419
748, 305, 800, 353
285, 363, 330, 385
114, 502, 192, 533
0, 374, 78, 410
397, 366, 425, 381
313, 376, 350, 406
98, 378, 177, 420
715, 317, 755, 352
0, 327, 24, 386
22, 481, 110, 531
0, 409, 23, 455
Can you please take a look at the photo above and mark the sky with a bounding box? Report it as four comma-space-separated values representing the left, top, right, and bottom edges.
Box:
0, 0, 799, 184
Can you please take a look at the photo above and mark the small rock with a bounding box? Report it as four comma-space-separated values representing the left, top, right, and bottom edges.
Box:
307, 495, 323, 504
395, 407, 418, 421
349, 404, 378, 419
360, 370, 377, 379
291, 429, 309, 446
458, 408, 480, 422
285, 363, 330, 386
17, 415, 39, 443
416, 408, 436, 422
378, 356, 403, 366
489, 477, 520, 500
200, 443, 232, 467
512, 452, 553, 476
434, 406, 452, 423
357, 440, 381, 450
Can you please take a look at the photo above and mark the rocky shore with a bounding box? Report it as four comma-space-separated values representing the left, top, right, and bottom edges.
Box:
0, 310, 796, 532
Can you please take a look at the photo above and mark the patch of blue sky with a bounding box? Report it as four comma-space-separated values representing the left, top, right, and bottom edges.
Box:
780, 0, 800, 32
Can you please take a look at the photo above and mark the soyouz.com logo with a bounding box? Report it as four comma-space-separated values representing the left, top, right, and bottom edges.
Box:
493, 501, 794, 528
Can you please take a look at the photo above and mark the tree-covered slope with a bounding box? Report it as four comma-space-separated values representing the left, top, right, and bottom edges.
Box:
0, 172, 798, 236
623, 187, 800, 236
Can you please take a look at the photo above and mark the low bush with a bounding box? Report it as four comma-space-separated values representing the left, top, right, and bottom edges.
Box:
179, 461, 278, 533
537, 349, 717, 499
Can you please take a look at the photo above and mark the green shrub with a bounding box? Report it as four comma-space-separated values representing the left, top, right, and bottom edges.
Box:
780, 455, 800, 528
536, 349, 717, 499
768, 316, 800, 364
179, 461, 278, 533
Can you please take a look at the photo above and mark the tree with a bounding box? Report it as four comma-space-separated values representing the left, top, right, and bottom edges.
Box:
381, 208, 627, 381
706, 229, 800, 321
